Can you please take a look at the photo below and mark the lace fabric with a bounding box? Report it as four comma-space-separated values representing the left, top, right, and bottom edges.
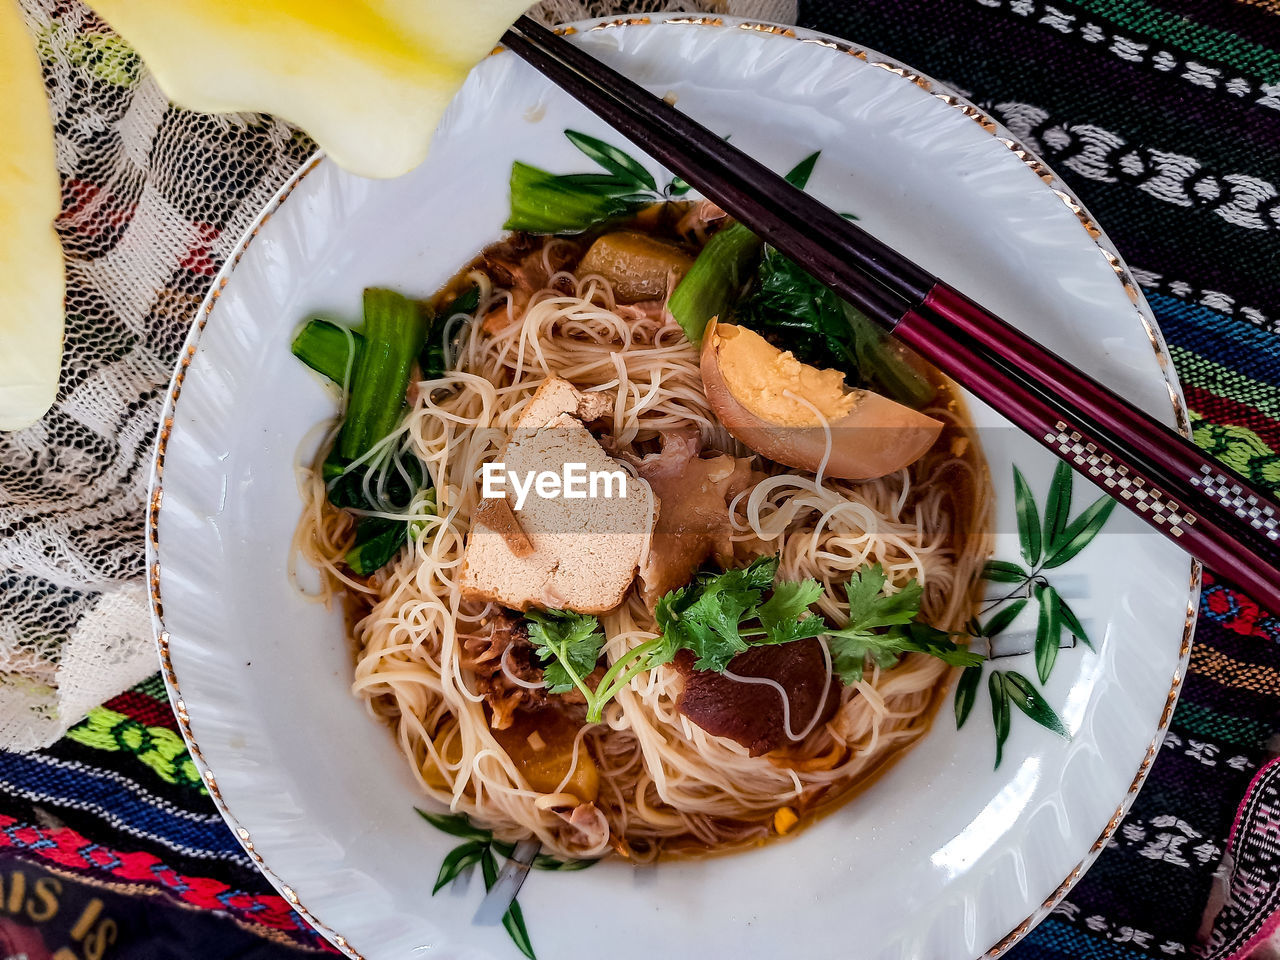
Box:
0, 0, 795, 750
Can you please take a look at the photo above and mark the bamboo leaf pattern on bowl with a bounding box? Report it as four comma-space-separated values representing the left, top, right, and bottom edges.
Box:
954, 664, 984, 728
989, 671, 1011, 770
1003, 671, 1069, 738
564, 130, 658, 192
957, 464, 1116, 767
1013, 466, 1042, 565
1033, 580, 1061, 685
416, 809, 597, 960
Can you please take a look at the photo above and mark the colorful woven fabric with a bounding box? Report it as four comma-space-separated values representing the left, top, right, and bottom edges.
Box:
0, 679, 335, 954
0, 0, 1277, 956
792, 0, 1280, 955
1204, 757, 1280, 959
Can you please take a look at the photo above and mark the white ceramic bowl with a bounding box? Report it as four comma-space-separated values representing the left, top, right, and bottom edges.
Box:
147, 16, 1197, 960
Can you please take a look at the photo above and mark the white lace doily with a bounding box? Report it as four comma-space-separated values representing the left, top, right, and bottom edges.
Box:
0, 0, 795, 751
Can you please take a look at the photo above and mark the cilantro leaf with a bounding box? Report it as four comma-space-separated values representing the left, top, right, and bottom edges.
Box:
658, 583, 747, 672
824, 626, 901, 684
678, 597, 751, 670
731, 247, 935, 408
825, 566, 981, 684
843, 563, 921, 629
896, 622, 985, 668
653, 557, 781, 671
756, 579, 826, 645
525, 609, 605, 695
729, 555, 780, 592
649, 558, 976, 692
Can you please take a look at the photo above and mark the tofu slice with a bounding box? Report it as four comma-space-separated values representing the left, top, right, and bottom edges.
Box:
515, 376, 613, 430
460, 380, 651, 614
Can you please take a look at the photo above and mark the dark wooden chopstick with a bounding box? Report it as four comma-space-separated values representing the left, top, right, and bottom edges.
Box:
501, 16, 1280, 610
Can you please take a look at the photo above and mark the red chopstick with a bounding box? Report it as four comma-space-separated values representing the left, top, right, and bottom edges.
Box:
501, 16, 1280, 609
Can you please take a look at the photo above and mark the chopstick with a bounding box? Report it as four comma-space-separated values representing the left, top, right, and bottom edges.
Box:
500, 16, 1280, 610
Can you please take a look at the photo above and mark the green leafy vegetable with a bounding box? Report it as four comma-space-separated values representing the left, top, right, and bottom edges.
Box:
666, 222, 761, 345
733, 248, 934, 408
666, 145, 932, 406
525, 606, 668, 724
449, 284, 481, 316
666, 152, 820, 345
734, 245, 858, 370
505, 160, 642, 234
293, 289, 435, 577
344, 516, 407, 576
755, 579, 827, 645
660, 141, 936, 402
525, 609, 607, 696
338, 287, 430, 461
504, 131, 681, 234
524, 558, 824, 722
842, 301, 936, 409
324, 450, 431, 576
526, 560, 974, 725
842, 563, 922, 629
291, 317, 365, 385
658, 557, 780, 670
651, 559, 976, 688
420, 285, 478, 379
824, 564, 982, 684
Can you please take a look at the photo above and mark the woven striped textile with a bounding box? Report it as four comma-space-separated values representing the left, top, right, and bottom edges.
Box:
793, 1, 1280, 956
1, 0, 1277, 956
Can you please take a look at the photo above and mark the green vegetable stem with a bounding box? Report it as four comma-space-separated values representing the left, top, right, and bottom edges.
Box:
339, 287, 430, 461
666, 151, 819, 345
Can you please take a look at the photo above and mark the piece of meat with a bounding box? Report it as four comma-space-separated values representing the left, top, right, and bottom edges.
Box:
613, 299, 668, 324
554, 801, 609, 852
673, 641, 840, 757
463, 611, 548, 729
631, 428, 757, 608
480, 235, 583, 333
675, 200, 727, 244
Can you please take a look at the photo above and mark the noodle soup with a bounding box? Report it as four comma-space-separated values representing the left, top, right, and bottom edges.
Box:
292, 175, 991, 863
